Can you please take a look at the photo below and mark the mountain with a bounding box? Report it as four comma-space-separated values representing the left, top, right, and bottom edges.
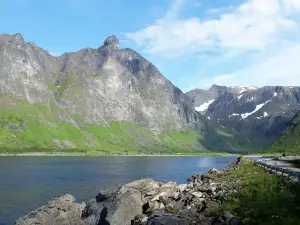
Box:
186, 85, 257, 112
3, 33, 298, 154
268, 111, 300, 153
0, 33, 206, 154
187, 85, 300, 152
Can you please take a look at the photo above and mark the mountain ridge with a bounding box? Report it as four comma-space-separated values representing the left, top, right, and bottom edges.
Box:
0, 33, 208, 153
187, 85, 300, 152
1, 33, 299, 154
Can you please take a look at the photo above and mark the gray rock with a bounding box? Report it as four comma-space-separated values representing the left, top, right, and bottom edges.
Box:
147, 213, 190, 225
191, 191, 204, 198
176, 184, 188, 193
82, 186, 143, 225
15, 194, 85, 225
212, 212, 240, 225
151, 192, 168, 202
132, 214, 149, 225
187, 183, 194, 190
95, 186, 120, 202
172, 191, 180, 200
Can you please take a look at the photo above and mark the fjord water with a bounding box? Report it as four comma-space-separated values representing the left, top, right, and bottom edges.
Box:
0, 156, 236, 225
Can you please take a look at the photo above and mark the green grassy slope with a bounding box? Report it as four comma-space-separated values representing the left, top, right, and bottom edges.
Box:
221, 160, 300, 224
266, 112, 300, 154
0, 95, 206, 154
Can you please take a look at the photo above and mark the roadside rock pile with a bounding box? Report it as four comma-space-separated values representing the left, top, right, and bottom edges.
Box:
16, 157, 248, 225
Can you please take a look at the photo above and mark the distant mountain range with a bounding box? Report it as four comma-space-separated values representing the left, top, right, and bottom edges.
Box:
187, 85, 300, 153
0, 33, 299, 154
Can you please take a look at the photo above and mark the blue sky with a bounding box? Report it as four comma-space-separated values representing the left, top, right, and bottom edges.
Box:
1, 0, 300, 91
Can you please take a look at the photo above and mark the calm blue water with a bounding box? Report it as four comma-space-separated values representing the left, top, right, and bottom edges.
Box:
0, 156, 236, 225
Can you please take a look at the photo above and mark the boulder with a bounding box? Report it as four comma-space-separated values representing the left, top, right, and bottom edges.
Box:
82, 186, 143, 225
187, 174, 202, 184
176, 184, 188, 193
143, 201, 160, 214
151, 192, 168, 202
146, 213, 190, 225
132, 214, 149, 225
187, 183, 194, 190
212, 212, 240, 225
208, 168, 220, 174
172, 191, 180, 200
15, 194, 86, 225
145, 190, 158, 197
191, 192, 204, 198
166, 200, 176, 209
95, 186, 120, 202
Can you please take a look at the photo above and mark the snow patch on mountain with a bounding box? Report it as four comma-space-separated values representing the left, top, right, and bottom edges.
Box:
239, 86, 257, 94
247, 97, 254, 102
229, 113, 240, 118
273, 92, 278, 97
195, 99, 215, 112
239, 88, 246, 94
249, 87, 257, 90
241, 100, 272, 119
238, 95, 243, 100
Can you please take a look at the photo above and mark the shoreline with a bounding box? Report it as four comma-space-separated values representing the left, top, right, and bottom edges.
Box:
0, 152, 282, 157
15, 157, 246, 225
0, 152, 239, 157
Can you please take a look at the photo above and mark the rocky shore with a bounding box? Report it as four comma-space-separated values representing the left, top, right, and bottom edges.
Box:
15, 157, 248, 225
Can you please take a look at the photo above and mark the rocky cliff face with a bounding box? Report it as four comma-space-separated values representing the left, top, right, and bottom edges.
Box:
0, 33, 58, 105
0, 33, 200, 133
54, 35, 200, 132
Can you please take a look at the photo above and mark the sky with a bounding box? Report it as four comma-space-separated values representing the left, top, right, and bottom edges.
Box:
1, 0, 300, 92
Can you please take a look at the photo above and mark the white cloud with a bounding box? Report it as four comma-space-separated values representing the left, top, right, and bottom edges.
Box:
125, 0, 300, 56
126, 0, 300, 89
207, 5, 234, 14
191, 43, 300, 88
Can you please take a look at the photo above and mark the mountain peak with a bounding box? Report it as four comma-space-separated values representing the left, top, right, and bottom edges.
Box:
103, 35, 119, 50
209, 84, 226, 90
12, 33, 24, 42
0, 33, 24, 45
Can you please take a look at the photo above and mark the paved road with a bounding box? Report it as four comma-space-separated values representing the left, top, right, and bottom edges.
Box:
263, 159, 300, 173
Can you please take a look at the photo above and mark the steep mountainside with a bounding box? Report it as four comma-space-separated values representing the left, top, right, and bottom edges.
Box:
187, 85, 300, 152
0, 33, 206, 153
268, 111, 300, 153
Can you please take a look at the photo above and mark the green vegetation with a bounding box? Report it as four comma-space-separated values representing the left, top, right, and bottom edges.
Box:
221, 161, 300, 225
267, 113, 300, 154
0, 95, 208, 154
